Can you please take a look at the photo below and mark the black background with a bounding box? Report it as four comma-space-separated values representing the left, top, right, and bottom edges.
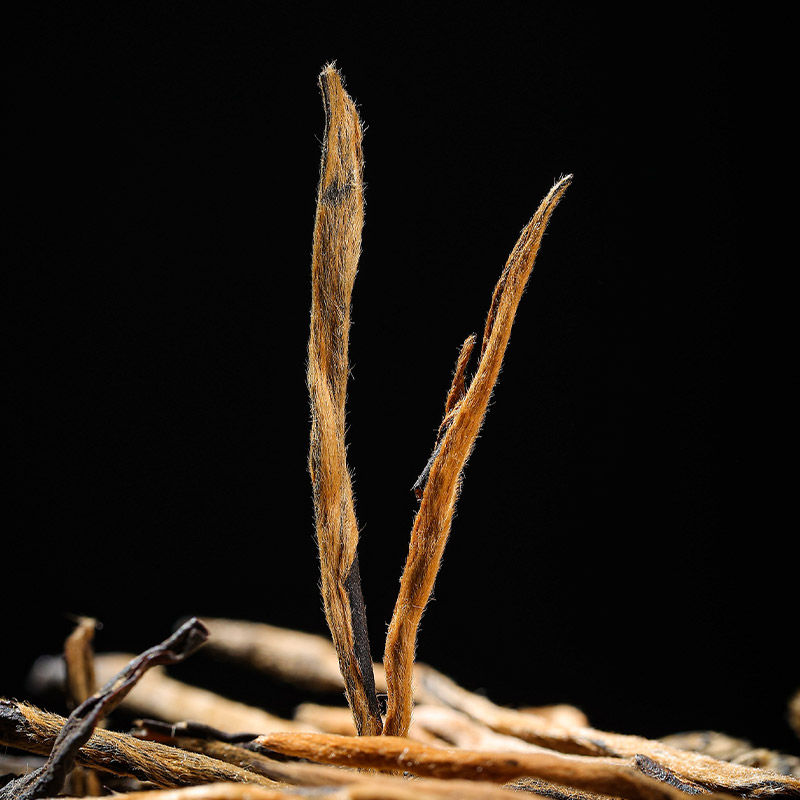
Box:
8, 5, 797, 756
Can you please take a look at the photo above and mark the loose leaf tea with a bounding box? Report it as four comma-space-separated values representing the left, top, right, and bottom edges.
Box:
2, 65, 798, 800
1, 618, 208, 799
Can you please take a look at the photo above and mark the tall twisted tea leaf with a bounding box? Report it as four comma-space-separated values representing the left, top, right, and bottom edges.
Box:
307, 64, 382, 736
383, 176, 572, 737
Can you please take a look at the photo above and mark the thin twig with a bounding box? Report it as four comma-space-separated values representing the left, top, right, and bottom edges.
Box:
383, 176, 572, 737
307, 62, 382, 737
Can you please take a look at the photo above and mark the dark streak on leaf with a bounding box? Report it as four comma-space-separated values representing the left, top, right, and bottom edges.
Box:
343, 553, 382, 722
634, 754, 708, 795
320, 180, 352, 207
133, 718, 261, 744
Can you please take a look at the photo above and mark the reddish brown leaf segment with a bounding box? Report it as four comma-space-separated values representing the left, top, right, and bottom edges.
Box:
382, 175, 572, 737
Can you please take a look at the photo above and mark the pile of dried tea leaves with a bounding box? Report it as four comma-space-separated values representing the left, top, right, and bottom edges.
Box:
2, 616, 799, 799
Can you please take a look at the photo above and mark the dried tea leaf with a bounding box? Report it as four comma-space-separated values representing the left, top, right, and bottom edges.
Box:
0, 700, 278, 791
53, 776, 529, 799
62, 617, 102, 797
307, 63, 382, 737
199, 618, 347, 693
383, 176, 572, 737
92, 653, 305, 733
414, 664, 800, 796
660, 732, 800, 778
63, 617, 98, 712
0, 618, 208, 799
255, 731, 740, 800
